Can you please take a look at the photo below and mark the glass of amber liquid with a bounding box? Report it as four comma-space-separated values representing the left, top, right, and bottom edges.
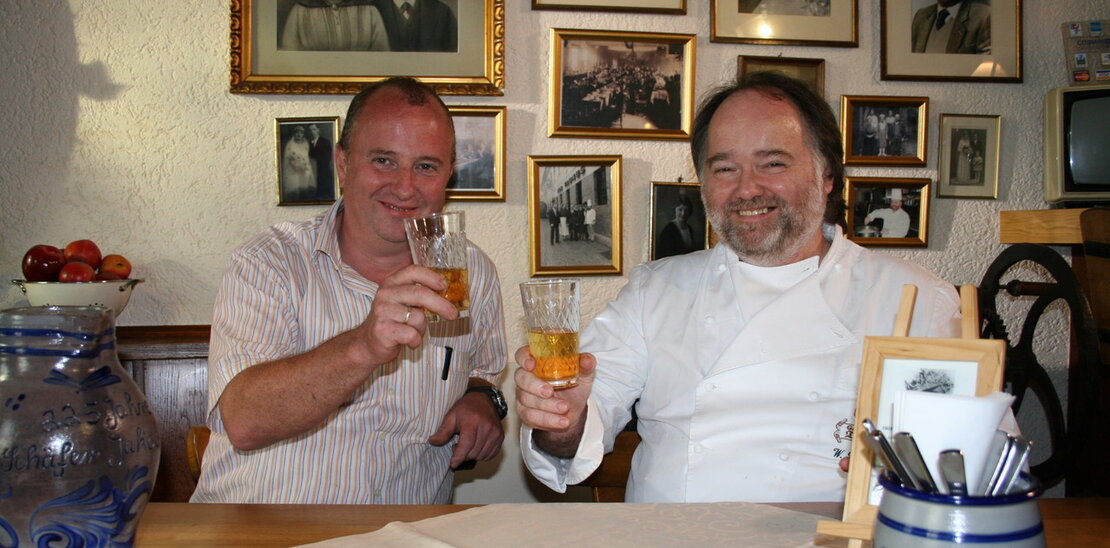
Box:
519, 279, 579, 388
404, 211, 470, 321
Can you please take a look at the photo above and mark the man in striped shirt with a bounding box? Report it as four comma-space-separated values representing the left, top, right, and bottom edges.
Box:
191, 78, 508, 504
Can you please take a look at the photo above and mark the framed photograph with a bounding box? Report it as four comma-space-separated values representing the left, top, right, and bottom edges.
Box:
276, 116, 340, 206
881, 0, 1022, 82
447, 106, 506, 201
532, 0, 686, 14
528, 155, 623, 276
840, 95, 928, 167
839, 336, 1005, 538
738, 55, 825, 97
937, 114, 1001, 199
845, 177, 930, 247
230, 0, 505, 95
711, 0, 858, 47
650, 181, 708, 260
548, 29, 696, 140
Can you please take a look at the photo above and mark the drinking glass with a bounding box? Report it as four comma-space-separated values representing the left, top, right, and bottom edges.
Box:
404, 211, 469, 321
519, 279, 580, 388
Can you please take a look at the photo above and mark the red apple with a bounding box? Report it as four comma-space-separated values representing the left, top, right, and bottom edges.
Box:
22, 244, 67, 281
64, 239, 102, 269
99, 254, 132, 279
58, 261, 96, 282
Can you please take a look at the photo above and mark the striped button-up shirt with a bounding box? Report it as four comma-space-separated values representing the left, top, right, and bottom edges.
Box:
191, 199, 506, 504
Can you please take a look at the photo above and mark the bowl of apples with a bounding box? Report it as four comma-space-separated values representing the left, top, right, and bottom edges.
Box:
12, 239, 143, 318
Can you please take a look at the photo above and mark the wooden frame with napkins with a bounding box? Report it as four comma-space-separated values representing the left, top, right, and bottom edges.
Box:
816, 285, 1006, 546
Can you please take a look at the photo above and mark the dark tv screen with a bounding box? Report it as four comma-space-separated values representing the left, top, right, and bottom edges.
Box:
1067, 93, 1110, 188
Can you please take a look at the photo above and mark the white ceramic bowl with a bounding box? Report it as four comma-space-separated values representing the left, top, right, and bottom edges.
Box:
11, 279, 143, 317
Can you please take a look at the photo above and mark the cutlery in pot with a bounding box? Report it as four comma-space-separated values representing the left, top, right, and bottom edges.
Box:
892, 432, 938, 494
938, 449, 969, 496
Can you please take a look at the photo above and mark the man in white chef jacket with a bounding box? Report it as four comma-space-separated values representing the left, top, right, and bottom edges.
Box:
514, 72, 962, 503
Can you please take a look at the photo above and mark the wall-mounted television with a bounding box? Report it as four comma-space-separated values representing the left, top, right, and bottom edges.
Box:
1044, 83, 1110, 205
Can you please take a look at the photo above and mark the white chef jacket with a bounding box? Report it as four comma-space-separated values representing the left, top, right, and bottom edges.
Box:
522, 228, 961, 503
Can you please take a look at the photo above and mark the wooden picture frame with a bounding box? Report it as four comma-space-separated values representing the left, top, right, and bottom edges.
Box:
841, 95, 928, 167
711, 0, 858, 47
881, 0, 1023, 83
532, 0, 686, 14
446, 106, 506, 202
845, 177, 930, 247
738, 55, 825, 97
549, 29, 695, 140
276, 116, 340, 206
649, 181, 708, 261
230, 0, 504, 95
528, 155, 623, 276
837, 335, 1005, 541
937, 114, 1001, 199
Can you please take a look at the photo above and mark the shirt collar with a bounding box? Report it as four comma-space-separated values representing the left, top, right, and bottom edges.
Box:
313, 197, 345, 267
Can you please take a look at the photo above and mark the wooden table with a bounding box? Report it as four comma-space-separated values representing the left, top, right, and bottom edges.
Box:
134, 499, 1110, 547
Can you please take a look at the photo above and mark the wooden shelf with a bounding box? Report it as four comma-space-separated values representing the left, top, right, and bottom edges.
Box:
999, 208, 1089, 244
116, 324, 210, 360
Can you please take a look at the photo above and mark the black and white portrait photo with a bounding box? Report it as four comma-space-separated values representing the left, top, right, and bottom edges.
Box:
946, 127, 988, 186
276, 117, 339, 206
738, 0, 831, 16
650, 182, 707, 260
849, 105, 919, 158
276, 0, 458, 52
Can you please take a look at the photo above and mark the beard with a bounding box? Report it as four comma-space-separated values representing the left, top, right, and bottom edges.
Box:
704, 174, 827, 266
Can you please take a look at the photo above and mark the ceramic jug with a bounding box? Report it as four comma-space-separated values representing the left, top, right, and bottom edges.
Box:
0, 306, 160, 546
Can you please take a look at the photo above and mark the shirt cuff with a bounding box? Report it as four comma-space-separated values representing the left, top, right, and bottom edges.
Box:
519, 398, 607, 491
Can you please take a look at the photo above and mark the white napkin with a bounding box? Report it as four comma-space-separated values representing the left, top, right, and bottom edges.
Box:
892, 390, 1014, 494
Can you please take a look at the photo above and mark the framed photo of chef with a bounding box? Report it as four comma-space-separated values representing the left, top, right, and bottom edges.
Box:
937, 114, 1001, 199
531, 0, 687, 14
711, 0, 858, 47
275, 116, 340, 206
446, 106, 506, 202
844, 177, 930, 247
527, 155, 623, 277
230, 0, 504, 95
880, 0, 1023, 83
840, 95, 928, 167
649, 181, 708, 260
548, 28, 696, 141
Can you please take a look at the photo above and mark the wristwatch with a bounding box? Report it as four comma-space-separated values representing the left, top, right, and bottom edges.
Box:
465, 385, 508, 420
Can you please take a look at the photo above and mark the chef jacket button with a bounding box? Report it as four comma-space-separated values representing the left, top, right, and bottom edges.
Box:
779, 452, 789, 461
718, 264, 726, 272
704, 316, 714, 326
808, 392, 820, 401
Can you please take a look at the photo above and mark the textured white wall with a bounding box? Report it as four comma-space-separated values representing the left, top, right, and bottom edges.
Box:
0, 1, 1101, 503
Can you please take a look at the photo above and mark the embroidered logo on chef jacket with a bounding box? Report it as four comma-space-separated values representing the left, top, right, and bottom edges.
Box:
832, 417, 853, 460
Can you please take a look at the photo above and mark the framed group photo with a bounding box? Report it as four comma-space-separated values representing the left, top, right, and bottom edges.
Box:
276, 116, 339, 206
738, 55, 825, 97
527, 155, 623, 276
447, 106, 506, 201
548, 29, 696, 140
841, 95, 928, 167
649, 181, 708, 260
937, 114, 1001, 199
230, 0, 505, 95
531, 0, 686, 14
844, 177, 930, 247
881, 0, 1023, 82
711, 0, 858, 47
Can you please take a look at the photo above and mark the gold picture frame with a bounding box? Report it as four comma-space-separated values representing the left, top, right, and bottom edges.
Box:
881, 0, 1022, 83
711, 0, 858, 47
840, 95, 928, 167
937, 114, 1001, 199
447, 106, 506, 202
845, 177, 930, 247
548, 29, 696, 141
738, 55, 825, 98
528, 155, 623, 277
275, 116, 340, 206
532, 0, 686, 14
230, 0, 505, 95
831, 333, 1005, 541
649, 181, 708, 261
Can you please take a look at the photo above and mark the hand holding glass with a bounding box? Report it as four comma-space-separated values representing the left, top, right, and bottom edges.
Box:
404, 211, 470, 322
519, 279, 580, 388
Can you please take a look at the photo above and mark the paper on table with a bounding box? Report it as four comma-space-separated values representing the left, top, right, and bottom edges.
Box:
892, 390, 1014, 494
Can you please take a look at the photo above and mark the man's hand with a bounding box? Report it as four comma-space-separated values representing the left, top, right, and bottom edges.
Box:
357, 264, 457, 366
513, 346, 596, 457
429, 389, 505, 469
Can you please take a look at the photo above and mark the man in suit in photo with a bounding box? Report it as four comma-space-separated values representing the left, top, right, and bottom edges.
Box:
911, 0, 991, 54
373, 0, 458, 52
308, 123, 335, 201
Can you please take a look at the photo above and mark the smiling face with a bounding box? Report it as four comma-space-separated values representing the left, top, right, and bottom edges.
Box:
335, 86, 455, 256
701, 89, 832, 266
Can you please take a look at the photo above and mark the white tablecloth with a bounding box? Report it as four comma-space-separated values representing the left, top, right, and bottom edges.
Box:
296, 502, 851, 547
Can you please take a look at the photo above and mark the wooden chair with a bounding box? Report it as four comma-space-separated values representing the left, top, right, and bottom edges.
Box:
580, 429, 641, 502
186, 425, 211, 482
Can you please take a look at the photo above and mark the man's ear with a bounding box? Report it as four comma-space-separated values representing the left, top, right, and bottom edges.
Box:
334, 146, 347, 190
